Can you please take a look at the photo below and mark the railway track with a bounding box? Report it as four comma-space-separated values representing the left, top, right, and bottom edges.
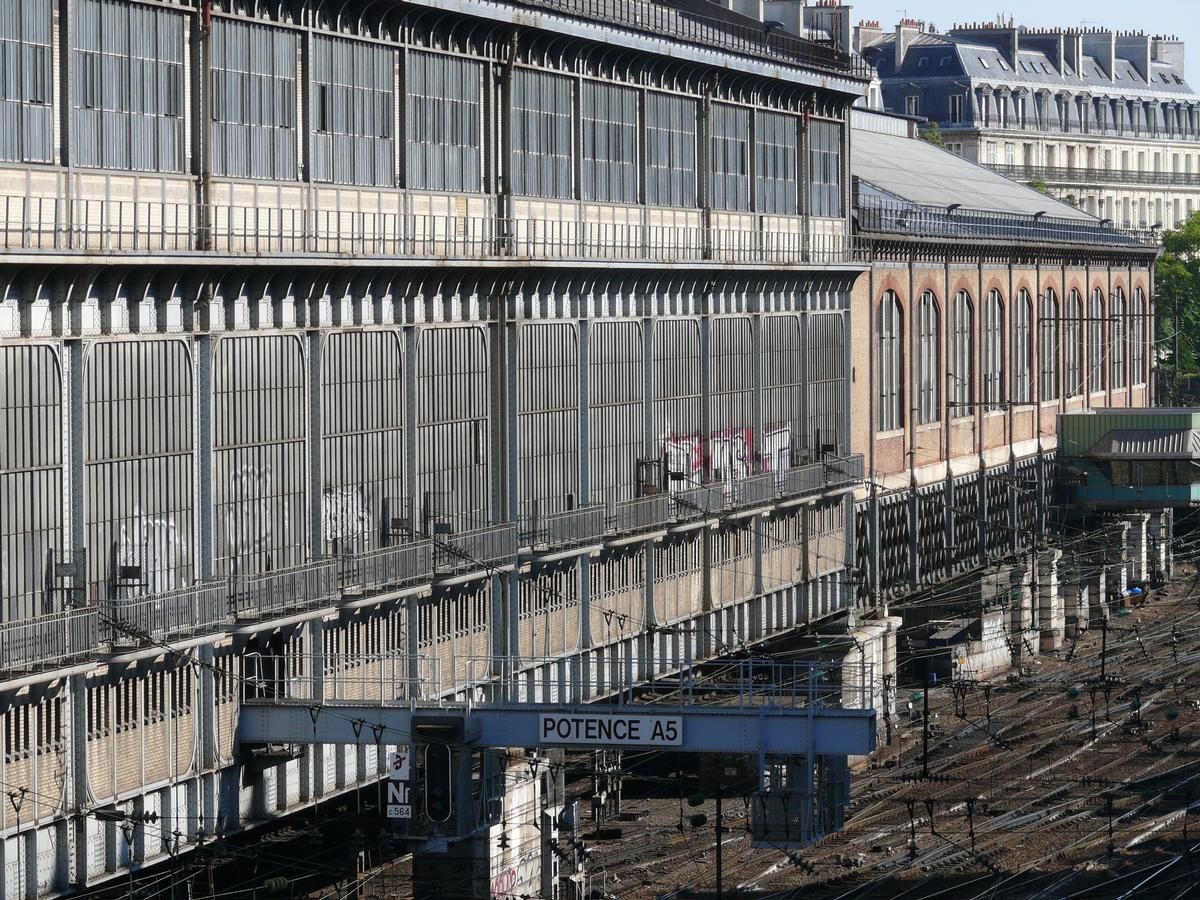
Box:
585, 566, 1200, 899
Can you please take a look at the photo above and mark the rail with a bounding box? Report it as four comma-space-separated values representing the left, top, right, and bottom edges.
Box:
338, 540, 434, 596
988, 162, 1200, 189
515, 0, 870, 79
238, 655, 876, 711
855, 196, 1157, 248
606, 494, 673, 535
433, 523, 519, 576
0, 196, 857, 266
229, 562, 340, 621
102, 582, 228, 645
519, 505, 606, 551
0, 606, 99, 674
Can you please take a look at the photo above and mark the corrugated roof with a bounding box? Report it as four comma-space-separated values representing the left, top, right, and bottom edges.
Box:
1085, 428, 1200, 460
850, 127, 1093, 219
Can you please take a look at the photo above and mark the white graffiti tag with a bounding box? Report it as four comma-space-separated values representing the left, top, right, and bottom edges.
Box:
226, 465, 287, 566
322, 486, 372, 543
116, 506, 189, 593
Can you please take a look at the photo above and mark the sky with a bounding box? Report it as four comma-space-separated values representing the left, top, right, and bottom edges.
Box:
848, 0, 1199, 78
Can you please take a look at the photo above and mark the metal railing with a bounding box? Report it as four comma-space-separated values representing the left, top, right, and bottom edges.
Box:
433, 523, 519, 576
856, 195, 1157, 248
782, 461, 828, 496
0, 196, 857, 266
824, 453, 864, 489
516, 0, 870, 79
241, 654, 443, 705
0, 606, 99, 675
102, 582, 229, 645
519, 506, 606, 551
672, 484, 727, 519
988, 162, 1200, 188
229, 561, 340, 621
338, 540, 434, 596
606, 494, 672, 534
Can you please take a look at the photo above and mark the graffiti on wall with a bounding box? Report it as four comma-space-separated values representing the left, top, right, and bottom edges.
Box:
322, 486, 372, 544
662, 425, 795, 492
226, 465, 287, 567
115, 506, 189, 593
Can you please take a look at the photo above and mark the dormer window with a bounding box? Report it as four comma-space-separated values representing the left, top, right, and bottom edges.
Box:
979, 56, 990, 69
918, 57, 929, 68
997, 57, 1010, 71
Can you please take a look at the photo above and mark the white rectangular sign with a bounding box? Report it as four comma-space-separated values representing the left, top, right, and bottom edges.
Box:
386, 748, 411, 781
538, 713, 683, 747
386, 782, 411, 820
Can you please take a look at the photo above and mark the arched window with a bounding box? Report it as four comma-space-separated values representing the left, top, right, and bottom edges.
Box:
877, 291, 904, 431
1014, 289, 1033, 403
1039, 289, 1060, 401
1131, 287, 1147, 385
916, 291, 940, 424
950, 290, 974, 418
1064, 289, 1082, 397
1111, 287, 1127, 389
1088, 287, 1106, 392
983, 289, 1005, 410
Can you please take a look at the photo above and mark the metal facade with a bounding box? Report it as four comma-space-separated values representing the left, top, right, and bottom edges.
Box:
406, 51, 484, 193
580, 82, 638, 204
0, 345, 61, 620
210, 19, 299, 180
645, 93, 698, 207
0, 0, 53, 163
311, 35, 394, 187
518, 323, 580, 517
512, 69, 574, 199
84, 340, 194, 598
711, 103, 751, 211
588, 320, 644, 506
212, 335, 307, 578
320, 331, 405, 555
72, 0, 186, 172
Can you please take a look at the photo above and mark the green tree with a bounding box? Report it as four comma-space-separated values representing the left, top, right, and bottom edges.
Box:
919, 122, 946, 148
1157, 211, 1200, 386
1026, 177, 1049, 194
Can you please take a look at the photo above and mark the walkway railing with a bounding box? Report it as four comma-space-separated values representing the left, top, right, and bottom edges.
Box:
0, 459, 862, 676
856, 196, 1156, 247
0, 606, 98, 674
517, 0, 871, 79
0, 196, 857, 266
988, 162, 1200, 189
238, 654, 875, 711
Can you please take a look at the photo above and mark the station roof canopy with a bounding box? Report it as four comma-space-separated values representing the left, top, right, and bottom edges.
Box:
851, 123, 1093, 219
1084, 428, 1200, 460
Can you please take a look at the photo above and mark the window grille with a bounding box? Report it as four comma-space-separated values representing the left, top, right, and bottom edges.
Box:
877, 291, 904, 431
1039, 289, 1060, 400
916, 291, 940, 424
983, 290, 1006, 410
807, 120, 842, 217
950, 291, 974, 417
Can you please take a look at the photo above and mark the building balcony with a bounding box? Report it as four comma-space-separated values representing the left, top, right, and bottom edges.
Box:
0, 460, 863, 679
989, 163, 1200, 189
0, 196, 859, 268
855, 196, 1156, 247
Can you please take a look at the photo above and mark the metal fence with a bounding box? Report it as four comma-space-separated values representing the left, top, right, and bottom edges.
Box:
338, 541, 434, 596
988, 162, 1200, 189
606, 494, 672, 534
229, 562, 341, 621
433, 523, 519, 576
0, 606, 99, 675
0, 196, 857, 265
102, 582, 228, 645
519, 506, 607, 551
856, 195, 1157, 248
516, 0, 870, 79
241, 653, 443, 705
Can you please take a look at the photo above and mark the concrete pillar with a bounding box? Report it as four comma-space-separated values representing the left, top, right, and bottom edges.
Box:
1009, 557, 1037, 661
1038, 549, 1063, 652
1126, 513, 1149, 585
1086, 551, 1108, 625
1107, 521, 1130, 608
